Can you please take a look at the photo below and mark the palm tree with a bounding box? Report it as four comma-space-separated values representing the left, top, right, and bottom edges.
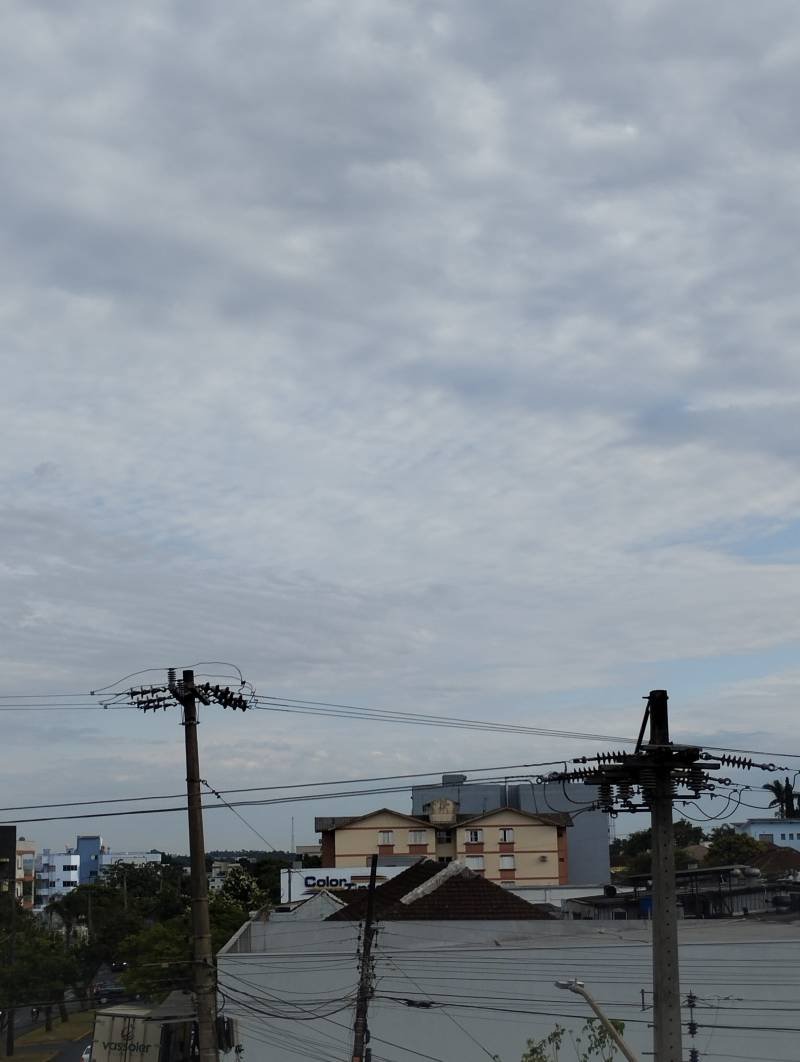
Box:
763, 778, 797, 818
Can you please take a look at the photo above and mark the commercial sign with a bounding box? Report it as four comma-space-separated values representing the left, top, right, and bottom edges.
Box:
280, 865, 406, 903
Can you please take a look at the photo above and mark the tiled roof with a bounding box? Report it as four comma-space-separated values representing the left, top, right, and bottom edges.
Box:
326, 861, 441, 921
753, 844, 800, 875
327, 860, 549, 921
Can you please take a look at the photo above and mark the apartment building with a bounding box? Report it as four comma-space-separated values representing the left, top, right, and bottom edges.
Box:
15, 836, 36, 909
316, 802, 570, 886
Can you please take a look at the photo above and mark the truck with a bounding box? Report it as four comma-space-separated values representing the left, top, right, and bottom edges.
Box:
90, 1005, 165, 1062
89, 992, 207, 1062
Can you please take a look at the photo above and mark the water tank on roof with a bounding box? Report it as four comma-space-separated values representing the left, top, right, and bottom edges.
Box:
442, 774, 467, 785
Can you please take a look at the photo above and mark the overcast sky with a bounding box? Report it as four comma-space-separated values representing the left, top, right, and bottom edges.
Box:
3, 1, 800, 855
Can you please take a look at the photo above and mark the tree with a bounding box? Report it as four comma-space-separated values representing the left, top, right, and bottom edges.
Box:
763, 778, 797, 819
0, 902, 78, 1027
219, 865, 267, 911
704, 825, 767, 867
522, 1019, 627, 1062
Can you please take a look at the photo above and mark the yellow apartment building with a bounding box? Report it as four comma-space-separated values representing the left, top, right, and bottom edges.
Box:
316, 802, 570, 886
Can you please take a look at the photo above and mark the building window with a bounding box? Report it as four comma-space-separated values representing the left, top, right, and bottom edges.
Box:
791, 834, 795, 841
378, 830, 394, 845
436, 830, 452, 843
758, 834, 774, 843
781, 833, 786, 840
465, 856, 484, 871
408, 830, 428, 844
466, 829, 483, 844
499, 828, 514, 843
62, 865, 74, 872
499, 855, 515, 870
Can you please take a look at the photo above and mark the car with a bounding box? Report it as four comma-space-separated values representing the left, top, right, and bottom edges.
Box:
81, 1045, 92, 1062
93, 985, 126, 1004
110, 961, 128, 973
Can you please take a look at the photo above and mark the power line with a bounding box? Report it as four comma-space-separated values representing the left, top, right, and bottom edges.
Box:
0, 759, 574, 814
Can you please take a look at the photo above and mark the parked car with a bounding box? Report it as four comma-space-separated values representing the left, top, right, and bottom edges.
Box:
81, 1045, 92, 1062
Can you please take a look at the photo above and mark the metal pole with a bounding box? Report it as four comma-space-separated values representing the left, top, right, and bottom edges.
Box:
560, 982, 639, 1062
352, 855, 378, 1062
648, 690, 682, 1062
181, 669, 218, 1062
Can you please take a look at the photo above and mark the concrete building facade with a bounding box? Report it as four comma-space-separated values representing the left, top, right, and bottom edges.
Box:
412, 776, 610, 884
316, 805, 569, 886
15, 837, 36, 909
736, 817, 800, 851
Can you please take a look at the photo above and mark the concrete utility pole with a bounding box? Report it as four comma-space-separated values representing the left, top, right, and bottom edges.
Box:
647, 691, 682, 1062
351, 855, 379, 1062
548, 690, 728, 1062
174, 669, 218, 1062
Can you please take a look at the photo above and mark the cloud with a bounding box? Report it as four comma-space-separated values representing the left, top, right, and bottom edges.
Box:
2, 1, 800, 849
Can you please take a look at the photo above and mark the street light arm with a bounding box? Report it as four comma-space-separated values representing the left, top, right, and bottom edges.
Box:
555, 981, 639, 1062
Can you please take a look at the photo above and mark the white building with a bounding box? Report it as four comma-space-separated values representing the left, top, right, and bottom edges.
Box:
35, 848, 80, 905
736, 817, 800, 851
34, 840, 162, 906
219, 864, 800, 1062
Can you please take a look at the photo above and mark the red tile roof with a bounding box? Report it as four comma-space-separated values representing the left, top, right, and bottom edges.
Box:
327, 860, 549, 921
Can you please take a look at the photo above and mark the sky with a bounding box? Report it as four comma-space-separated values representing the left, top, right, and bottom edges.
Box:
3, 0, 800, 855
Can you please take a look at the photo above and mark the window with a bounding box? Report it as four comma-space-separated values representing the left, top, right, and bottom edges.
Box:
62, 865, 74, 872
781, 833, 786, 840
791, 834, 795, 841
436, 829, 452, 843
378, 830, 394, 845
465, 856, 484, 871
466, 829, 483, 844
499, 855, 515, 870
408, 830, 428, 844
499, 828, 514, 843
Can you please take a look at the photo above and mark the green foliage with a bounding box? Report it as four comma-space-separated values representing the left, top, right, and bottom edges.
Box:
522, 1024, 565, 1061
219, 865, 267, 911
610, 820, 706, 875
763, 779, 798, 818
704, 825, 767, 867
0, 903, 78, 1014
522, 1019, 627, 1062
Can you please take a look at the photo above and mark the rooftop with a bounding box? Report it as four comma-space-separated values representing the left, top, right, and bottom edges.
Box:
327, 859, 550, 921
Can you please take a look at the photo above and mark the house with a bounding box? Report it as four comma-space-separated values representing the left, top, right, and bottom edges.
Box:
316, 805, 570, 886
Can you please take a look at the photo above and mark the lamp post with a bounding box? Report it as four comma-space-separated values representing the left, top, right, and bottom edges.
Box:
554, 980, 639, 1062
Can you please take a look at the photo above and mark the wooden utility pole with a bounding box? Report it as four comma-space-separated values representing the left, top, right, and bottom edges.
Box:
175, 668, 218, 1062
1, 825, 17, 1057
352, 855, 378, 1062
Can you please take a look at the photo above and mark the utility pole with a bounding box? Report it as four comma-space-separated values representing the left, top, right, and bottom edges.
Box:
1, 825, 17, 1057
173, 669, 218, 1062
547, 690, 725, 1062
352, 855, 378, 1062
647, 691, 681, 1062
100, 667, 252, 1062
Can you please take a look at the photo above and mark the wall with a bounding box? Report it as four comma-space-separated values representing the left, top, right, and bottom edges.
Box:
454, 808, 562, 885
738, 818, 800, 851
332, 811, 432, 866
